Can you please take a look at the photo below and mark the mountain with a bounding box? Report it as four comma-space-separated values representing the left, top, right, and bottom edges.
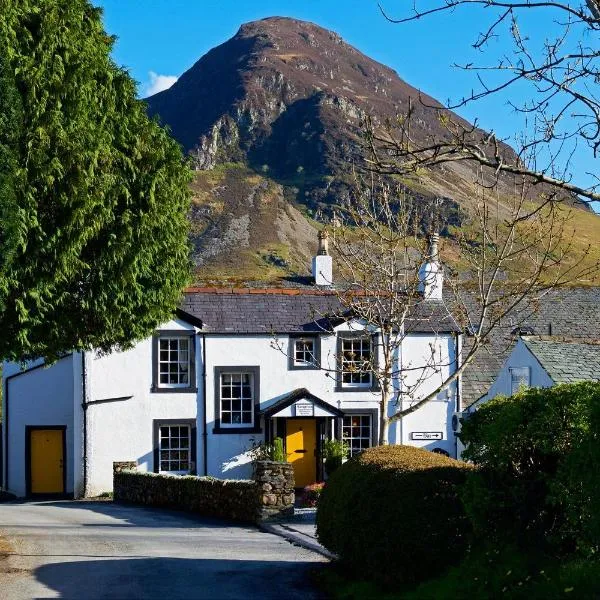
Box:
146, 17, 599, 283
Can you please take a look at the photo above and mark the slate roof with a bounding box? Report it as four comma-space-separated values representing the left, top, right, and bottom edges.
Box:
179, 286, 600, 409
461, 288, 600, 406
180, 288, 461, 334
522, 337, 600, 384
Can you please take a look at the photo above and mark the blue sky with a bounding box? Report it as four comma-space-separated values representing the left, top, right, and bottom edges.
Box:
95, 1, 596, 194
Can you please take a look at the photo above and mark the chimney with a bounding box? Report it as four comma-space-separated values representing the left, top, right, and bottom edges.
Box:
312, 230, 333, 286
418, 232, 443, 300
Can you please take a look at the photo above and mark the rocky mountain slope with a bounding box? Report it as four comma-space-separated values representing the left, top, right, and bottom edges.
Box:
146, 17, 599, 283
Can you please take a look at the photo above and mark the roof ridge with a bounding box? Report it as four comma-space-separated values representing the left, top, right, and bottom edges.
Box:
185, 286, 337, 296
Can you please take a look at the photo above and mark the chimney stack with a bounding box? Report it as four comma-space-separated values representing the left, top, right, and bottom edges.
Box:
418, 232, 443, 300
313, 230, 333, 286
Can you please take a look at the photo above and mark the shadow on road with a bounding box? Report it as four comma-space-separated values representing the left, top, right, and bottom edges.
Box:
35, 556, 327, 600
38, 500, 255, 531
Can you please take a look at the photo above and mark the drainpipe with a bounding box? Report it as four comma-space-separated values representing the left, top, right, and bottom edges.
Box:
81, 352, 88, 496
201, 333, 208, 476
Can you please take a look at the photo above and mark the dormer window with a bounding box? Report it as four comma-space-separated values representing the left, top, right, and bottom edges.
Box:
152, 331, 197, 393
288, 335, 320, 370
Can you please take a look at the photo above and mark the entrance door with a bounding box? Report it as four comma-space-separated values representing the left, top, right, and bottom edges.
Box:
286, 419, 317, 487
29, 428, 65, 495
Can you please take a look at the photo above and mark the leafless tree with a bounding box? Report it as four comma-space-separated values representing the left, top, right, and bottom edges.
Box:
295, 171, 598, 445
374, 0, 600, 204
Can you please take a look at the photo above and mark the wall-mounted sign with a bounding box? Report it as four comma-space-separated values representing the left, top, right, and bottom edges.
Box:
295, 402, 314, 417
411, 431, 443, 440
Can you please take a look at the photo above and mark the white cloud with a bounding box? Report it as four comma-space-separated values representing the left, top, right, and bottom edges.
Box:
145, 71, 178, 96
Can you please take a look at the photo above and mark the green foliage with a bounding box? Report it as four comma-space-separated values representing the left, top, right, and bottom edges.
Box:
316, 445, 473, 586
322, 438, 348, 476
250, 437, 287, 463
272, 437, 285, 462
461, 382, 600, 555
0, 0, 192, 361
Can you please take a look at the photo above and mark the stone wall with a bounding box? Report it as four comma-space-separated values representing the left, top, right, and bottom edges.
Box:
113, 461, 295, 523
254, 461, 295, 521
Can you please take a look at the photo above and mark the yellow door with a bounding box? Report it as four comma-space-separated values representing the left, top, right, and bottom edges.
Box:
286, 419, 317, 487
30, 429, 64, 494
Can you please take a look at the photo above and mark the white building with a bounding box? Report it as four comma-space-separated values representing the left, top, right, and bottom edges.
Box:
470, 336, 600, 410
2, 242, 462, 498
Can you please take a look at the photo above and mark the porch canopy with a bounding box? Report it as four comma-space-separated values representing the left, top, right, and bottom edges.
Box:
260, 388, 344, 419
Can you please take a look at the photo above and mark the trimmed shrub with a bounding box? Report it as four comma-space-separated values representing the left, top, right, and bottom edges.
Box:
316, 445, 473, 585
461, 381, 600, 555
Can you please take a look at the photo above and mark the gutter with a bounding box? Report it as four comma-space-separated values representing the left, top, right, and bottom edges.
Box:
201, 333, 208, 476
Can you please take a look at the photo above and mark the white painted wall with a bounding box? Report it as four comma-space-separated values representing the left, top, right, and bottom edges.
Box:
84, 318, 199, 496
391, 333, 458, 456
2, 355, 76, 497
470, 339, 554, 410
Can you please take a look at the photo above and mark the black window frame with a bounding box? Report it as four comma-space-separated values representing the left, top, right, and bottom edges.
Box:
151, 330, 197, 393
288, 334, 321, 370
335, 332, 379, 392
152, 419, 197, 475
213, 366, 262, 434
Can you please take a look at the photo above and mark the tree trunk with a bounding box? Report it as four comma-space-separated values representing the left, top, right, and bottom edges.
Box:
379, 382, 390, 445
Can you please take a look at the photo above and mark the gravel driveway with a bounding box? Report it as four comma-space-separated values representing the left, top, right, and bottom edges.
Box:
0, 501, 327, 599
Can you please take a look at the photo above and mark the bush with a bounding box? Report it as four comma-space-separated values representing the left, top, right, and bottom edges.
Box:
316, 445, 473, 586
461, 382, 600, 555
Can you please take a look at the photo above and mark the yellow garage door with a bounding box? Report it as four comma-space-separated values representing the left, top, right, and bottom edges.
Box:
286, 419, 317, 488
30, 429, 64, 494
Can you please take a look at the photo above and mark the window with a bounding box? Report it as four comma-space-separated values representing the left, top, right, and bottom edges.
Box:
214, 366, 261, 433
510, 366, 530, 395
159, 337, 190, 386
152, 332, 196, 393
288, 335, 320, 370
220, 372, 254, 426
159, 425, 191, 474
341, 336, 372, 387
342, 414, 372, 457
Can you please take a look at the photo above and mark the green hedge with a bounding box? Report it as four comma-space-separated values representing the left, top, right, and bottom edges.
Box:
461, 381, 600, 555
316, 445, 473, 585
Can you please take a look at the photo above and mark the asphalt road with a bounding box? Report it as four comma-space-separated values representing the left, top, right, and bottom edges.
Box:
0, 501, 327, 599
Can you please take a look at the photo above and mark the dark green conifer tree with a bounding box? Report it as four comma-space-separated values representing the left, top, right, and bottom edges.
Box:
0, 0, 192, 360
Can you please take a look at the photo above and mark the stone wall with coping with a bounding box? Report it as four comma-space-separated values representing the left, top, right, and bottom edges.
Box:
113, 460, 294, 523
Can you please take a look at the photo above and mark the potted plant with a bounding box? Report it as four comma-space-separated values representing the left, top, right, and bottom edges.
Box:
322, 439, 348, 477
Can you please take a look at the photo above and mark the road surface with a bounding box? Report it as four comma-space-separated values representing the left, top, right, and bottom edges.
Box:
0, 500, 327, 599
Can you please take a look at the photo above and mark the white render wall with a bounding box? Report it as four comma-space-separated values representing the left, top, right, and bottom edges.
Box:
470, 339, 554, 410
2, 355, 76, 498
84, 318, 199, 496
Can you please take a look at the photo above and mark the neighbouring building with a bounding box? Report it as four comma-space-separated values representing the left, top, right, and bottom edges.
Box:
471, 335, 600, 409
2, 237, 462, 498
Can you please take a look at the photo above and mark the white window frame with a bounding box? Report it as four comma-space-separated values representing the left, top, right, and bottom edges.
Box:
341, 336, 373, 388
158, 336, 192, 389
510, 366, 531, 395
342, 414, 373, 456
158, 424, 192, 475
219, 371, 255, 428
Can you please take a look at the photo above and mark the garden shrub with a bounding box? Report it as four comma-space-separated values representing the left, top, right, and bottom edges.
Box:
316, 445, 473, 585
299, 482, 325, 507
461, 381, 600, 555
